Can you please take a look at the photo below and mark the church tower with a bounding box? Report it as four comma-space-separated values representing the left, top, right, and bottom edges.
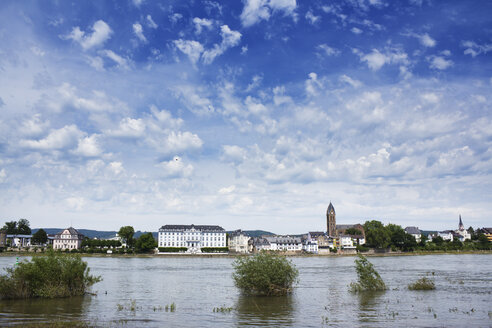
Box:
327, 202, 336, 237
458, 214, 464, 231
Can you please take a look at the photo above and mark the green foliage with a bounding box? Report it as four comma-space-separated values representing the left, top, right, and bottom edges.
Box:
363, 220, 391, 249
408, 277, 436, 290
232, 252, 299, 296
118, 226, 135, 247
81, 238, 121, 248
158, 247, 187, 253
0, 251, 101, 299
349, 254, 386, 293
135, 233, 157, 253
32, 229, 48, 245
356, 245, 369, 252
2, 219, 31, 235
200, 247, 229, 253
345, 228, 362, 235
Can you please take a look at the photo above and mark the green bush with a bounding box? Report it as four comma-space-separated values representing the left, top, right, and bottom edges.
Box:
349, 254, 386, 293
158, 247, 187, 253
356, 245, 369, 252
408, 277, 435, 290
0, 251, 101, 299
201, 247, 229, 253
232, 252, 299, 296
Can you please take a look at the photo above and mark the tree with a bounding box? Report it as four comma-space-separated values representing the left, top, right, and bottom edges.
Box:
135, 233, 157, 253
17, 219, 31, 235
419, 234, 428, 247
349, 254, 386, 292
345, 227, 363, 235
386, 224, 406, 249
118, 226, 135, 247
32, 229, 48, 245
3, 221, 17, 234
432, 236, 444, 246
363, 220, 391, 249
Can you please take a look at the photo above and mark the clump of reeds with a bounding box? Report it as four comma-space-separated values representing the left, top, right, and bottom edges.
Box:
0, 251, 101, 299
165, 302, 176, 312
408, 277, 435, 290
213, 306, 233, 313
349, 254, 386, 293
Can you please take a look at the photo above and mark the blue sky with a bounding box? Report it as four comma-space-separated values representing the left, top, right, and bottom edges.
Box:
0, 0, 491, 233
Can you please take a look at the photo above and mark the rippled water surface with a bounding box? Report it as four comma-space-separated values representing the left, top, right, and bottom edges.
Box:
0, 254, 491, 327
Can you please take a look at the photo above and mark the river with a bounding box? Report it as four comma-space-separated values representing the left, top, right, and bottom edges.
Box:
0, 254, 491, 327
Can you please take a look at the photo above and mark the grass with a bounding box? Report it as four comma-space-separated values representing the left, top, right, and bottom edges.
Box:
349, 254, 386, 293
0, 251, 101, 299
408, 277, 436, 290
232, 252, 299, 296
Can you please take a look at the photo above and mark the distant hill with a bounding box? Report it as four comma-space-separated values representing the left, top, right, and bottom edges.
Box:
227, 230, 275, 238
32, 228, 157, 239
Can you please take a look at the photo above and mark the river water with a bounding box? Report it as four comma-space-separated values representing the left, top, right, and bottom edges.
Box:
0, 254, 491, 327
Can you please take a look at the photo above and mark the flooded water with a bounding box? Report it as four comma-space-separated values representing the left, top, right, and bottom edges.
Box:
0, 254, 491, 327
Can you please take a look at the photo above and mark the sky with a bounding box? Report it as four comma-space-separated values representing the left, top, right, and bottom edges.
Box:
0, 0, 491, 234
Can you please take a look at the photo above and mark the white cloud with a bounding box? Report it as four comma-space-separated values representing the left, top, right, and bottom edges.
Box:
421, 92, 440, 104
162, 131, 203, 154
65, 197, 86, 210
356, 48, 409, 71
461, 40, 492, 57
317, 44, 341, 57
20, 125, 83, 151
99, 50, 129, 69
202, 25, 242, 64
64, 20, 112, 50
20, 114, 50, 137
193, 17, 213, 34
339, 74, 362, 88
133, 0, 144, 6
108, 117, 146, 138
133, 23, 147, 42
360, 49, 387, 70
428, 55, 453, 70
73, 134, 103, 157
173, 85, 215, 115
146, 15, 158, 29
109, 161, 124, 175
219, 185, 236, 194
174, 39, 204, 65
0, 169, 6, 183
305, 10, 320, 25
240, 0, 297, 27
351, 27, 363, 34
305, 72, 322, 96
418, 33, 436, 47
160, 156, 194, 178
170, 13, 183, 24
57, 83, 121, 112
86, 56, 105, 71
222, 145, 247, 163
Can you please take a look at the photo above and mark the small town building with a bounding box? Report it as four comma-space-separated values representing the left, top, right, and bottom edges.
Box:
0, 230, 6, 249
53, 227, 84, 250
228, 230, 251, 253
158, 224, 226, 253
265, 236, 302, 252
302, 235, 318, 253
438, 230, 454, 242
327, 202, 337, 237
454, 215, 471, 241
252, 237, 271, 252
339, 235, 356, 249
405, 226, 422, 243
481, 227, 492, 242
6, 234, 32, 248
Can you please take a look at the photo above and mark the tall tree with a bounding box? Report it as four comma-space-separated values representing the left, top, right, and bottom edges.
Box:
135, 233, 157, 253
386, 224, 406, 249
118, 226, 135, 247
17, 219, 31, 235
3, 221, 17, 234
32, 229, 48, 245
363, 220, 391, 249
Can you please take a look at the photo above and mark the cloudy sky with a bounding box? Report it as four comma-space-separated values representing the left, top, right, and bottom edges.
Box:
0, 0, 491, 233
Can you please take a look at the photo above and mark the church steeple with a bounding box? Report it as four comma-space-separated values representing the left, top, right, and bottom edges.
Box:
327, 202, 336, 237
458, 214, 464, 231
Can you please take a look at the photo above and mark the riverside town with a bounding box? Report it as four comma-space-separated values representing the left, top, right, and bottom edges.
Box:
2, 203, 491, 255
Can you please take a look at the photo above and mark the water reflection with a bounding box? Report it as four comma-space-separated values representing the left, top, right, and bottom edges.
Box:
235, 295, 294, 327
0, 295, 90, 325
356, 291, 384, 323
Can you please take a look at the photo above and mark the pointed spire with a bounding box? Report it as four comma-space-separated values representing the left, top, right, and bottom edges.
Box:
458, 214, 464, 230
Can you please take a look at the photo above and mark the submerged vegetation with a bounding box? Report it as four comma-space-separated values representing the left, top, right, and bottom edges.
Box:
232, 252, 299, 296
408, 277, 436, 290
350, 254, 386, 293
0, 251, 101, 299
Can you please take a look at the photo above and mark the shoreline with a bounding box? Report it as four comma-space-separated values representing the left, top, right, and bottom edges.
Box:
0, 249, 490, 258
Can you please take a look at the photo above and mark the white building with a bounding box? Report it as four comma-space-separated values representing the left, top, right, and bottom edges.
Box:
455, 215, 471, 241
405, 226, 422, 243
438, 231, 454, 241
228, 230, 251, 253
265, 236, 302, 252
302, 236, 318, 253
339, 235, 356, 249
158, 224, 226, 253
53, 227, 84, 250
6, 234, 32, 248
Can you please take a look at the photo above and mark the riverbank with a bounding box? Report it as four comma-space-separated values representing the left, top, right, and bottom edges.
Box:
1, 249, 491, 258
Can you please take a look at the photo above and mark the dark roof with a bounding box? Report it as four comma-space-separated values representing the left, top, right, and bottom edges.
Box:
405, 226, 421, 235
327, 202, 335, 215
336, 224, 359, 230
309, 231, 326, 237
482, 228, 492, 234
159, 224, 225, 232
56, 227, 83, 237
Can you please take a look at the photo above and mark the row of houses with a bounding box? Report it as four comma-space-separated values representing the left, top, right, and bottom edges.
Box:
0, 227, 84, 250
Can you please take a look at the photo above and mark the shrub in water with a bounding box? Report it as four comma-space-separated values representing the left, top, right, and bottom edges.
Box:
232, 252, 299, 296
408, 277, 435, 290
0, 251, 101, 299
349, 254, 386, 292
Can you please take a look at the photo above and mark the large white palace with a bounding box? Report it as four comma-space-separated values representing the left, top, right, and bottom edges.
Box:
158, 224, 226, 253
